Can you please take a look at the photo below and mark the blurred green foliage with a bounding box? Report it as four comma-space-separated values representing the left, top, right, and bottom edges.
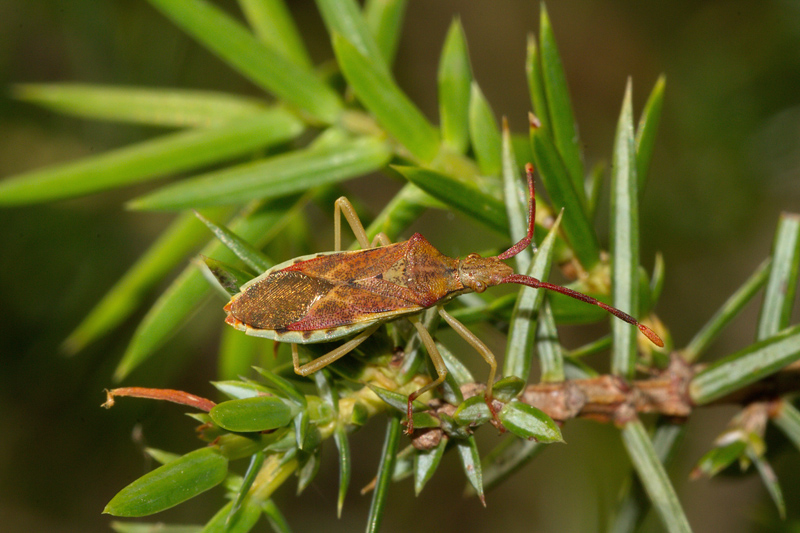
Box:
2, 1, 800, 532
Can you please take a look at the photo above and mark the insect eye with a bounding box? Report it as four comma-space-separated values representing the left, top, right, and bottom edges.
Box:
474, 281, 485, 292
466, 253, 480, 260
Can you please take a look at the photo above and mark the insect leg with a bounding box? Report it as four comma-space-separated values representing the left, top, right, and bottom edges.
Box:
370, 232, 391, 247
437, 307, 504, 430
334, 197, 371, 251
406, 313, 449, 434
290, 323, 381, 376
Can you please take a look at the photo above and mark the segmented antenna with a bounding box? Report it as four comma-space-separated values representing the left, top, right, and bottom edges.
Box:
496, 162, 664, 348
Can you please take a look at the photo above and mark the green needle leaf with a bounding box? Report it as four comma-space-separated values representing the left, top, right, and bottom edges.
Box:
194, 212, 271, 272
469, 82, 502, 176
367, 385, 427, 414
104, 447, 228, 517
692, 439, 747, 478
683, 259, 771, 363
198, 256, 255, 296
394, 165, 507, 234
111, 523, 201, 533
364, 0, 408, 66
526, 34, 551, 131
567, 335, 612, 359
757, 213, 800, 339
409, 412, 442, 430
63, 209, 226, 355
112, 522, 202, 533
313, 366, 339, 413
391, 444, 415, 484
530, 120, 600, 268
333, 425, 351, 518
649, 251, 666, 311
610, 422, 686, 533
14, 83, 271, 128
635, 75, 666, 191
227, 451, 265, 521
210, 396, 294, 432
114, 200, 299, 380
112, 265, 217, 381
414, 436, 448, 495
362, 182, 430, 244
750, 450, 786, 519
366, 418, 401, 533
148, 0, 342, 123
436, 340, 475, 385
504, 212, 561, 380
317, 0, 390, 77
498, 401, 563, 443
537, 299, 565, 383
690, 323, 800, 404
145, 448, 181, 466
296, 448, 322, 493
291, 410, 310, 450
453, 395, 492, 426
0, 110, 303, 205
539, 5, 585, 202
621, 420, 692, 533
130, 136, 391, 210
773, 401, 800, 453
481, 437, 543, 493
333, 33, 440, 163
438, 19, 473, 154
203, 498, 262, 533
501, 119, 530, 270
586, 161, 605, 222
214, 429, 291, 461
253, 367, 307, 407
610, 81, 640, 379
238, 0, 312, 68
211, 380, 271, 400
492, 376, 526, 402
261, 499, 292, 533
456, 436, 486, 506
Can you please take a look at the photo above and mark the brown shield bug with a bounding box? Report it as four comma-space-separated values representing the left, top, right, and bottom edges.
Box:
224, 163, 663, 433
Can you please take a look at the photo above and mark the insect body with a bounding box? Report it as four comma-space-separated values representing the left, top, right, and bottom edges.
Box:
224, 164, 663, 433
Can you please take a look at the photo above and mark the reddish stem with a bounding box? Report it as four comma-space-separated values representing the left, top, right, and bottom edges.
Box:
102, 387, 216, 412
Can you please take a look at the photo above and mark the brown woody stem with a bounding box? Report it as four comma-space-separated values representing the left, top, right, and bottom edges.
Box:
482, 356, 800, 426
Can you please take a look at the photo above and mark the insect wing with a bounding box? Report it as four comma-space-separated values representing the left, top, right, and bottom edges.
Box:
283, 242, 408, 281
284, 282, 420, 332
226, 246, 424, 342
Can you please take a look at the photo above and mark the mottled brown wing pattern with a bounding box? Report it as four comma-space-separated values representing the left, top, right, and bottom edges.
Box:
229, 270, 334, 330
285, 283, 419, 331
229, 248, 423, 333
228, 234, 466, 334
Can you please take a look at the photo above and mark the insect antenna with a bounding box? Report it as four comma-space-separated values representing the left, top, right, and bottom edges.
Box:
501, 274, 664, 347
496, 162, 537, 261
495, 163, 663, 347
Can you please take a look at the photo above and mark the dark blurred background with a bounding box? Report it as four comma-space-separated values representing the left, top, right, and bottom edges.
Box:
2, 1, 800, 531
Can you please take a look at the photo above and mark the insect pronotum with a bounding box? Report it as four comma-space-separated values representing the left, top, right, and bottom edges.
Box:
224, 163, 663, 433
